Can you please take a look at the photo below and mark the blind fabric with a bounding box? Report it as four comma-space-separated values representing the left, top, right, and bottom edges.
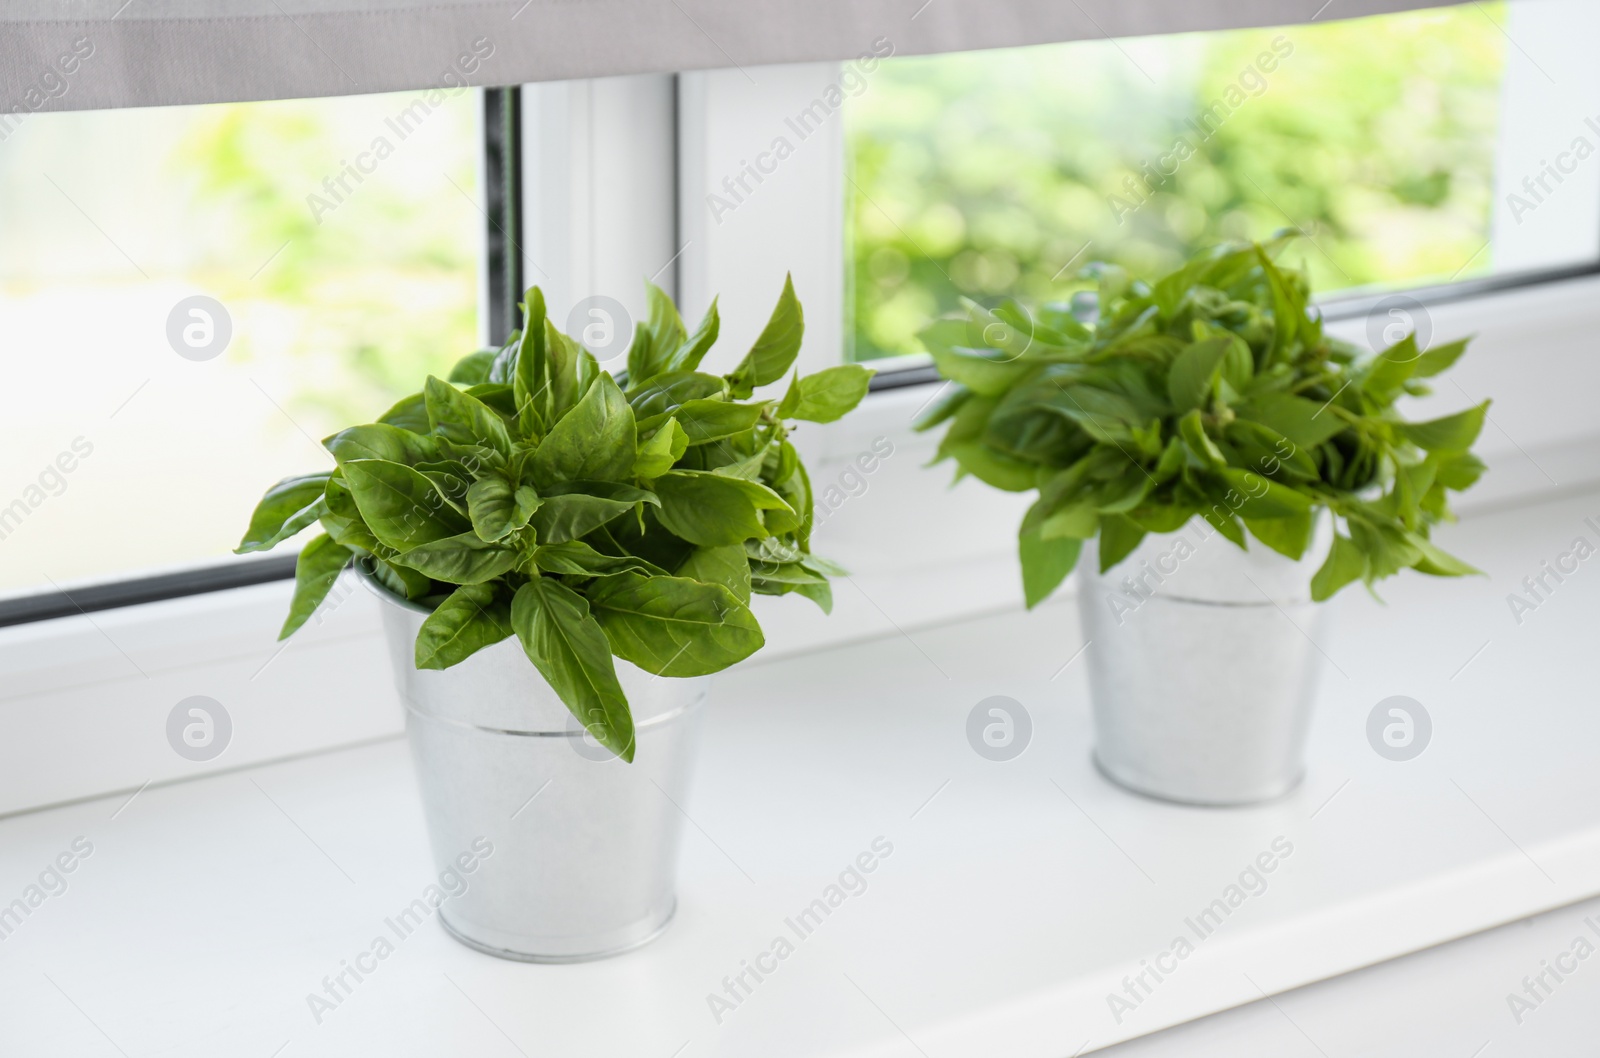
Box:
2, 0, 1469, 113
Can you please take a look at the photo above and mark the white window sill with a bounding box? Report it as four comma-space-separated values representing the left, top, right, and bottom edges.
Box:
4, 483, 1600, 1055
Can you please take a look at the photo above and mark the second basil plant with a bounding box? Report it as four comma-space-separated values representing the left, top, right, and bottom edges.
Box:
238, 278, 874, 760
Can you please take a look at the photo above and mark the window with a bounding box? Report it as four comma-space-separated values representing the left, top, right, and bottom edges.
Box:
7, 0, 1600, 621
0, 90, 481, 599
843, 2, 1600, 363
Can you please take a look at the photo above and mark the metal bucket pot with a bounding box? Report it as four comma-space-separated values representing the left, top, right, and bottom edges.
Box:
1075, 517, 1331, 806
364, 571, 708, 961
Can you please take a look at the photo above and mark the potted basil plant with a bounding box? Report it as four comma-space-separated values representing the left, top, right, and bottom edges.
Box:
238, 277, 873, 959
917, 241, 1487, 804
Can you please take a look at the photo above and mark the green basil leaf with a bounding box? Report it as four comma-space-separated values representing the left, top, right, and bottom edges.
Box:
1178, 409, 1226, 469
1256, 247, 1302, 362
378, 392, 430, 434
530, 481, 658, 544
653, 470, 794, 546
589, 573, 763, 677
320, 475, 382, 553
531, 541, 668, 578
1129, 503, 1193, 534
1406, 533, 1482, 577
777, 365, 875, 423
545, 319, 595, 423
746, 536, 802, 566
773, 441, 814, 550
664, 297, 720, 374
726, 274, 804, 398
511, 579, 635, 761
467, 474, 542, 543
487, 331, 520, 384
1049, 385, 1142, 444
1218, 331, 1254, 393
670, 399, 768, 444
447, 350, 497, 386
342, 459, 470, 549
1217, 468, 1314, 519
279, 534, 350, 639
425, 376, 512, 457
363, 554, 433, 600
675, 544, 752, 604
1237, 392, 1346, 449
790, 579, 833, 613
531, 373, 636, 487
1166, 336, 1231, 413
1349, 520, 1422, 580
1413, 337, 1469, 379
513, 287, 549, 436
1398, 401, 1488, 452
800, 552, 847, 577
635, 418, 690, 478
414, 583, 514, 669
1199, 504, 1247, 549
747, 561, 825, 587
1019, 527, 1082, 609
323, 423, 438, 466
1096, 513, 1147, 573
926, 344, 1030, 397
393, 532, 519, 585
465, 383, 519, 419
626, 281, 688, 384
628, 371, 729, 418
1245, 511, 1314, 560
1360, 333, 1421, 400
236, 472, 332, 554
1310, 533, 1366, 601
1224, 420, 1319, 483
944, 441, 1038, 492
1434, 450, 1487, 491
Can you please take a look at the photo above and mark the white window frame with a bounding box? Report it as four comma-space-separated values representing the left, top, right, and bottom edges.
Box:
11, 4, 1600, 813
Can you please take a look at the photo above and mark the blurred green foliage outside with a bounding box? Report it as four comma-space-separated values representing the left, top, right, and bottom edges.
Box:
846, 5, 1505, 362
176, 92, 479, 423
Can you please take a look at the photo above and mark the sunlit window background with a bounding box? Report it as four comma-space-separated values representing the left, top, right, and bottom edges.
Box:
845, 5, 1510, 362
0, 91, 479, 593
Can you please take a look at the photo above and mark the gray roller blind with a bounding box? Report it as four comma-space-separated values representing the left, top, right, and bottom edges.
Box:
2, 0, 1468, 112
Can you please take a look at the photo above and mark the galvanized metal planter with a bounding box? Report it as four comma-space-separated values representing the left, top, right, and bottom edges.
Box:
1075, 518, 1331, 806
363, 571, 708, 962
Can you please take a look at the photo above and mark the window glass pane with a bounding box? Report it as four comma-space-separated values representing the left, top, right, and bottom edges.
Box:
0, 92, 480, 595
845, 2, 1596, 363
